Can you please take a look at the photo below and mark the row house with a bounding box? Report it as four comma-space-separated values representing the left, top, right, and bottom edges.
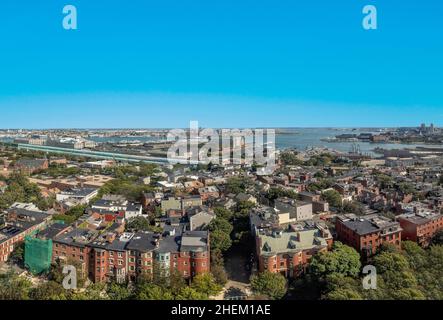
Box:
256, 221, 333, 278
397, 212, 443, 247
52, 225, 210, 284
0, 206, 50, 263
160, 196, 203, 214
335, 214, 402, 258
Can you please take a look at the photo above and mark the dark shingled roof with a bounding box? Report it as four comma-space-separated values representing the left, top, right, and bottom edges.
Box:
342, 219, 380, 235
126, 232, 157, 252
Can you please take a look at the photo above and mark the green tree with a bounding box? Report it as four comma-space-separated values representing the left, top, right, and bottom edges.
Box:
321, 190, 342, 208
30, 281, 68, 300
342, 201, 364, 215
323, 273, 362, 300
211, 264, 228, 286
176, 287, 208, 300
206, 217, 233, 235
210, 230, 232, 252
372, 251, 425, 300
213, 207, 233, 221
250, 271, 287, 300
0, 272, 32, 300
106, 282, 132, 300
280, 152, 304, 166
226, 177, 252, 194
135, 283, 174, 300
310, 242, 361, 278
126, 216, 161, 232
191, 273, 223, 298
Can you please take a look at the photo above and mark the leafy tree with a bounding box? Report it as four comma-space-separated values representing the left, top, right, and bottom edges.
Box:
99, 177, 154, 202
378, 242, 401, 254
265, 187, 298, 202
0, 173, 47, 210
213, 207, 233, 221
135, 283, 174, 300
10, 242, 25, 266
234, 200, 256, 218
211, 264, 228, 286
305, 154, 336, 167
191, 273, 222, 298
30, 281, 68, 300
326, 288, 363, 300
307, 178, 334, 192
206, 218, 233, 235
250, 271, 287, 300
371, 251, 425, 300
176, 287, 208, 300
126, 216, 161, 233
310, 242, 361, 278
71, 283, 108, 300
375, 174, 394, 189
169, 269, 187, 293
53, 205, 86, 224
210, 230, 232, 252
0, 272, 32, 300
126, 216, 150, 231
280, 151, 303, 166
323, 273, 362, 300
341, 201, 364, 215
226, 177, 252, 194
106, 282, 132, 300
397, 182, 416, 195
321, 190, 342, 208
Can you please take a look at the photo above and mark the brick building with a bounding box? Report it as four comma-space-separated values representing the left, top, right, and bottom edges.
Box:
14, 159, 49, 174
397, 212, 443, 247
0, 206, 50, 263
52, 224, 210, 284
335, 214, 402, 258
256, 221, 333, 278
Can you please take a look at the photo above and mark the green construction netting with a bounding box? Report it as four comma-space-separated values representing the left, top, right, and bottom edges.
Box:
24, 236, 53, 275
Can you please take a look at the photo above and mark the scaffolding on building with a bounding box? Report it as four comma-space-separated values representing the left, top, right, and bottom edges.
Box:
24, 236, 53, 275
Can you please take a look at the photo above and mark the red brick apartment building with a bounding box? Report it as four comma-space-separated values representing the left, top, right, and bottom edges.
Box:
0, 206, 50, 263
256, 222, 333, 278
397, 212, 443, 247
14, 159, 49, 174
335, 214, 402, 258
52, 225, 210, 283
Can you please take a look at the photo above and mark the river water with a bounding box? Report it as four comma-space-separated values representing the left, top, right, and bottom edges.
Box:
1, 128, 429, 157
90, 128, 428, 156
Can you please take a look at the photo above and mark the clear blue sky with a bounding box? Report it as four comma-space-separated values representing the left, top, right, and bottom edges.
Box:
0, 0, 442, 128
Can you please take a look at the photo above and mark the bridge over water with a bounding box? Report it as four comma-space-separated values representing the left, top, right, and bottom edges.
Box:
14, 143, 197, 165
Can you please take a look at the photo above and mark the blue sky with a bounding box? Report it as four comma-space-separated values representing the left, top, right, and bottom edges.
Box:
0, 0, 442, 128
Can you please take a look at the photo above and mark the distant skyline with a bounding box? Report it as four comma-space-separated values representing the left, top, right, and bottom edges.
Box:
0, 0, 442, 128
